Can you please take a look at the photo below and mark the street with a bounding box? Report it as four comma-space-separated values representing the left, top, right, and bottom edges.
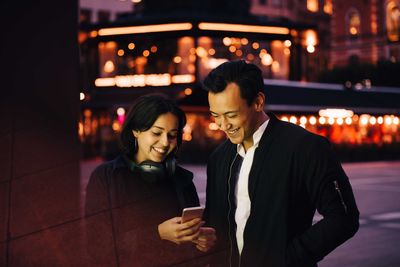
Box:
81, 160, 400, 267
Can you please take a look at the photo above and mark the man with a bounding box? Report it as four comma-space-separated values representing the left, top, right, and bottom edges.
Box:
202, 60, 359, 267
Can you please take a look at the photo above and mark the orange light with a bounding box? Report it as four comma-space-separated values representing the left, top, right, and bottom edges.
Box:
209, 122, 219, 130
98, 23, 193, 36
393, 117, 399, 125
128, 43, 135, 50
328, 117, 335, 125
284, 40, 292, 47
235, 50, 243, 57
337, 118, 344, 125
377, 116, 384, 124
117, 49, 125, 56
150, 46, 157, 53
171, 74, 196, 84
300, 116, 307, 125
309, 116, 317, 125
289, 116, 297, 124
223, 37, 232, 46
252, 42, 260, 49
241, 38, 249, 45
369, 116, 377, 125
173, 56, 182, 63
199, 23, 290, 35
281, 116, 289, 122
229, 45, 237, 53
319, 117, 326, 125
208, 48, 216, 55
143, 50, 150, 57
184, 88, 193, 95
345, 117, 352, 125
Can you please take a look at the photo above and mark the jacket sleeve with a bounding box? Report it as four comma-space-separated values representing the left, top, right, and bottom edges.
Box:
286, 136, 359, 267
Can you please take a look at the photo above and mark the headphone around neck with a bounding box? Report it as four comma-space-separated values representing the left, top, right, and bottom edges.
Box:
122, 154, 176, 183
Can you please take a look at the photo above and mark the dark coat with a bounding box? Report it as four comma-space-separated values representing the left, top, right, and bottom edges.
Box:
85, 155, 201, 267
204, 113, 359, 267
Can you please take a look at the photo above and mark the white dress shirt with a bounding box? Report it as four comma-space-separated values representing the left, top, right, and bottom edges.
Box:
235, 118, 269, 254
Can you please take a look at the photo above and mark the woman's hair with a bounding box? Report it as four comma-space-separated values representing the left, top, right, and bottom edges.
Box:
120, 94, 186, 156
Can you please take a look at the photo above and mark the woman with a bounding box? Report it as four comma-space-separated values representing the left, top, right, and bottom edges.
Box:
85, 94, 212, 266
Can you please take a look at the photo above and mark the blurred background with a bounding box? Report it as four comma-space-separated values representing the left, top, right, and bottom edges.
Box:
78, 0, 400, 163
1, 0, 399, 266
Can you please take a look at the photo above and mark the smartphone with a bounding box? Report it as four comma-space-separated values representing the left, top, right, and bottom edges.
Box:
181, 206, 205, 223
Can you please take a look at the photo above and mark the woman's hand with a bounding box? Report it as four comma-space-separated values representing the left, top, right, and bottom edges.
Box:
158, 217, 204, 245
192, 227, 217, 252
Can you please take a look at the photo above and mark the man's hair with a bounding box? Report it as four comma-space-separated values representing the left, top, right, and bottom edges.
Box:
202, 60, 264, 105
120, 94, 186, 156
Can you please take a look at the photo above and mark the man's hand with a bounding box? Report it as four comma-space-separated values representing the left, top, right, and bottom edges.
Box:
158, 217, 204, 245
193, 227, 217, 252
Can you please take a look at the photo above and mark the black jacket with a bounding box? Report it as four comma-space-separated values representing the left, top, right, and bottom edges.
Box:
204, 113, 359, 267
85, 155, 201, 267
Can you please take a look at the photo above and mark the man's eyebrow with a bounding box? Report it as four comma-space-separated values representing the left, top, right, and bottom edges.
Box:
210, 110, 238, 115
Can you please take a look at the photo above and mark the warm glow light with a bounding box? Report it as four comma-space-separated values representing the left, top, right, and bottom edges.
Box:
377, 116, 384, 124
80, 92, 85, 101
284, 48, 291, 55
360, 115, 369, 126
307, 45, 315, 53
300, 116, 307, 124
318, 109, 354, 118
198, 23, 290, 35
223, 37, 232, 46
393, 116, 399, 125
150, 46, 157, 53
131, 0, 141, 3
112, 121, 121, 132
204, 58, 228, 69
117, 49, 125, 56
208, 48, 216, 55
345, 117, 352, 125
229, 45, 237, 53
337, 118, 344, 125
289, 116, 297, 124
252, 42, 260, 49
117, 107, 125, 116
307, 0, 318, 12
369, 116, 377, 125
143, 50, 150, 57
171, 74, 196, 84
350, 27, 358, 35
196, 47, 208, 58
261, 54, 273, 66
89, 31, 98, 38
173, 56, 182, 63
235, 50, 243, 57
309, 116, 317, 125
319, 117, 326, 125
184, 88, 192, 95
209, 122, 219, 130
271, 61, 280, 73
98, 23, 193, 36
104, 60, 115, 73
95, 78, 115, 87
128, 43, 135, 50
241, 38, 249, 45
247, 54, 255, 61
384, 116, 393, 125
284, 40, 292, 47
189, 54, 196, 62
281, 116, 289, 122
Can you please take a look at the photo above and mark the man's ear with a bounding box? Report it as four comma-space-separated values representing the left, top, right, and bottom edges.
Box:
254, 92, 265, 112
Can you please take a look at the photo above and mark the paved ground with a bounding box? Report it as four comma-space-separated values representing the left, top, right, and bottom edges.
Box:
81, 159, 400, 267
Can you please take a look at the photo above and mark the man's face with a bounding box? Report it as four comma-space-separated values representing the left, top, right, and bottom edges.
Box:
208, 82, 259, 149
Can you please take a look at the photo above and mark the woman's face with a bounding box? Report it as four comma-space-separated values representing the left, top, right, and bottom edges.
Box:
133, 112, 179, 163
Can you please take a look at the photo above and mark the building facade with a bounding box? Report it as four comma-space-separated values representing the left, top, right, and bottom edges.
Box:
331, 0, 400, 66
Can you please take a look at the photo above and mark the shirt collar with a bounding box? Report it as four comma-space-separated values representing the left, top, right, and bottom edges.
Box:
237, 118, 269, 155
